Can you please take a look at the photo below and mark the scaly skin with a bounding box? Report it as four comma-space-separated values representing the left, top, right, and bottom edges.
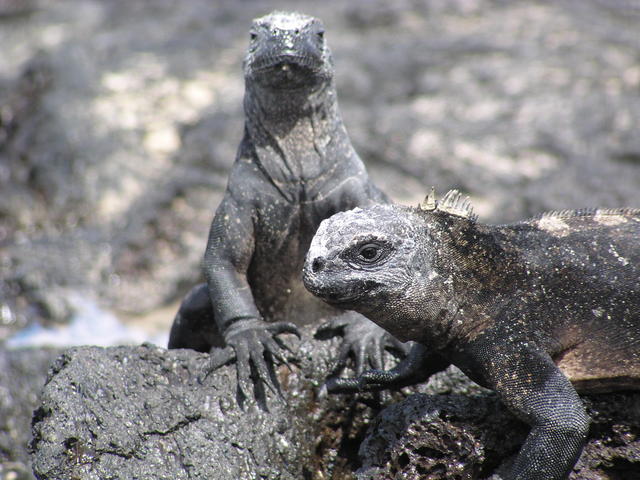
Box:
303, 191, 640, 479
168, 11, 406, 408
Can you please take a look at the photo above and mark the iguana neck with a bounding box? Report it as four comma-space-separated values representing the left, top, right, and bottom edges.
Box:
243, 81, 345, 185
407, 215, 518, 350
428, 214, 516, 293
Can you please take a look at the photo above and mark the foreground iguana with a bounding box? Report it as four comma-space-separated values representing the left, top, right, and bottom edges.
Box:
303, 190, 640, 479
168, 11, 404, 405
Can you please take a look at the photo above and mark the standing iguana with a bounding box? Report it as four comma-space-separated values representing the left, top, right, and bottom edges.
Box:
168, 11, 405, 406
302, 190, 640, 479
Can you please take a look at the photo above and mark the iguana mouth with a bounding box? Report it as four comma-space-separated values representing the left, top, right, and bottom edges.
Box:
256, 67, 322, 91
304, 272, 379, 309
321, 290, 359, 305
252, 53, 321, 73
303, 270, 351, 305
250, 54, 326, 90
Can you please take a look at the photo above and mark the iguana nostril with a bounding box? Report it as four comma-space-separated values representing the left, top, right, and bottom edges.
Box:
312, 257, 325, 273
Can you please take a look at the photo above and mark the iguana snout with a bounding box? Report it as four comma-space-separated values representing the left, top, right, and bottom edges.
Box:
302, 241, 350, 307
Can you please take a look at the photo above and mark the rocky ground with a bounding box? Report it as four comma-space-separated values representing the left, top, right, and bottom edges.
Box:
1, 0, 640, 478
26, 340, 640, 480
28, 333, 463, 480
356, 391, 640, 479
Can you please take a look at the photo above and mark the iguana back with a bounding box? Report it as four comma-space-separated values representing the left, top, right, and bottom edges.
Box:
495, 209, 640, 392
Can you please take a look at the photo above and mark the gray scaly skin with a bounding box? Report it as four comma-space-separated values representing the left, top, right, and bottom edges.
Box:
303, 190, 640, 480
168, 11, 405, 406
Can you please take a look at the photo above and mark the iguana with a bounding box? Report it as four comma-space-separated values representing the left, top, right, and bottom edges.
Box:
302, 189, 640, 480
168, 11, 405, 406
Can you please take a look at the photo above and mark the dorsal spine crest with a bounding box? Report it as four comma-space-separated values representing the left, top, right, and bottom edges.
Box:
419, 188, 477, 222
538, 207, 640, 220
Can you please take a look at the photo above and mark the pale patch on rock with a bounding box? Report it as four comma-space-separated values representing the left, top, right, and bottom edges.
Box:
408, 129, 442, 158
144, 124, 181, 155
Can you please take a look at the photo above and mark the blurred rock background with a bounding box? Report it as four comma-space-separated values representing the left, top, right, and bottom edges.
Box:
2, 0, 640, 340
1, 0, 640, 478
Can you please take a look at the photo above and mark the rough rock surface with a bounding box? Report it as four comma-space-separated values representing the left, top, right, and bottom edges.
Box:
29, 340, 640, 479
26, 339, 482, 480
357, 391, 640, 479
30, 331, 384, 480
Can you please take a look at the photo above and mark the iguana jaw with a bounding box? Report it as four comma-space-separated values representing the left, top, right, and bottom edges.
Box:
252, 59, 323, 91
302, 265, 382, 311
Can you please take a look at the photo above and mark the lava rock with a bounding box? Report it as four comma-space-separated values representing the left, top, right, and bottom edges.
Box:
30, 329, 381, 480
357, 391, 640, 479
29, 339, 640, 479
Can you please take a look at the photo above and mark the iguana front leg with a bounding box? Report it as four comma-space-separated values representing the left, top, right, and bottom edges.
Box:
467, 339, 590, 480
202, 194, 299, 405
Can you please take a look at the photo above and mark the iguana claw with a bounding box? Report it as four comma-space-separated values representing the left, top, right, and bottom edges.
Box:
325, 343, 438, 395
316, 313, 410, 377
200, 318, 300, 408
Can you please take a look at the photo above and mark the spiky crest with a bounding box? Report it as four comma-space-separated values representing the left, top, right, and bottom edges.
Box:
419, 186, 437, 211
419, 188, 477, 221
536, 207, 640, 220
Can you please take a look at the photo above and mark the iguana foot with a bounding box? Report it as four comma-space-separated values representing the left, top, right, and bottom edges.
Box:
200, 318, 300, 409
316, 313, 410, 377
326, 342, 436, 394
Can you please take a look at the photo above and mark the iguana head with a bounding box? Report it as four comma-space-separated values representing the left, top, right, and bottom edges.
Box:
303, 204, 428, 339
244, 11, 333, 91
303, 192, 484, 343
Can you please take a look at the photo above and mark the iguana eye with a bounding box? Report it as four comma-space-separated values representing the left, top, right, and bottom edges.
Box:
358, 244, 379, 261
250, 32, 258, 41
317, 30, 325, 40
355, 243, 387, 264
342, 240, 392, 267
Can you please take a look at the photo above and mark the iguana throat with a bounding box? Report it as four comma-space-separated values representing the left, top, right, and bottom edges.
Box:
242, 11, 341, 190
